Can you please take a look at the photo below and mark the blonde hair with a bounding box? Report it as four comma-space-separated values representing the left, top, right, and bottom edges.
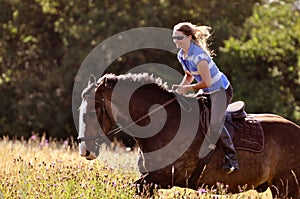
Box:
173, 22, 214, 56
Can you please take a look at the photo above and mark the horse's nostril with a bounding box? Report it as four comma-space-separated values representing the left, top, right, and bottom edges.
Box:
86, 150, 90, 156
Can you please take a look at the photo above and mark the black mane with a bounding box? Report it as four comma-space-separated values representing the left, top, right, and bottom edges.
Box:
102, 73, 171, 93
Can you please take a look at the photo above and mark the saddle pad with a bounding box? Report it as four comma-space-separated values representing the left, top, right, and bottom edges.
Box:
232, 117, 264, 153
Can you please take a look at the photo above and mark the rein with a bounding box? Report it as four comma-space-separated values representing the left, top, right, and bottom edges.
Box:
106, 97, 177, 137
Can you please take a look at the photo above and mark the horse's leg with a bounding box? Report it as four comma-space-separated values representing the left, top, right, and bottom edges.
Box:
255, 181, 270, 193
133, 173, 160, 197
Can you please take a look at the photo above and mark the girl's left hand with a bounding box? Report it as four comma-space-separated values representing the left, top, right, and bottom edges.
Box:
172, 85, 190, 95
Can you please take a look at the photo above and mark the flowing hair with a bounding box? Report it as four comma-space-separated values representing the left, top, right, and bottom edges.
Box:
173, 22, 214, 56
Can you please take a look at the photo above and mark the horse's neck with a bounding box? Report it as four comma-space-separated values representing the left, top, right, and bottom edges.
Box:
129, 89, 180, 151
136, 96, 208, 154
113, 85, 173, 123
111, 85, 209, 153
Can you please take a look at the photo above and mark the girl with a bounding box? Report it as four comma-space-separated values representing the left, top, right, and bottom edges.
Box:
172, 22, 239, 174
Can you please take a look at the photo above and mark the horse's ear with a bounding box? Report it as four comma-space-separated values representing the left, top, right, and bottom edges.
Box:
104, 77, 113, 88
88, 74, 97, 85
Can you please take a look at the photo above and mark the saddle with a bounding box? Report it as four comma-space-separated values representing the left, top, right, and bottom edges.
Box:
225, 101, 264, 153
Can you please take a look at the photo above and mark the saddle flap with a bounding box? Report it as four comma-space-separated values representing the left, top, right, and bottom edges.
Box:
231, 117, 264, 153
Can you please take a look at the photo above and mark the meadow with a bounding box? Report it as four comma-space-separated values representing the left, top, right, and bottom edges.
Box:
0, 135, 273, 199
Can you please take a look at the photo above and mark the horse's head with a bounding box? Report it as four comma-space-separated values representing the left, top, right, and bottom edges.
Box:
77, 74, 117, 160
77, 75, 101, 160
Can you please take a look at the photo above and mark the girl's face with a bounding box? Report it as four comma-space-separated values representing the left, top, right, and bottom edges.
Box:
172, 30, 190, 49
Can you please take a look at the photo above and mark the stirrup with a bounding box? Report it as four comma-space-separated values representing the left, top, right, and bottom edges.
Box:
226, 167, 236, 175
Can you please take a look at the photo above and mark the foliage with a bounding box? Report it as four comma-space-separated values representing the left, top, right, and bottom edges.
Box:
0, 136, 272, 198
0, 136, 138, 198
220, 1, 300, 121
0, 0, 68, 138
5, 0, 299, 140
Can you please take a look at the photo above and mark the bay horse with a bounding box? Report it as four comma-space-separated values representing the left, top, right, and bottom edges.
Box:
78, 73, 300, 198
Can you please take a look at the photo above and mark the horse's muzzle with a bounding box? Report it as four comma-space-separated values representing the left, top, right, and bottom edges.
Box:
82, 150, 97, 160
79, 147, 97, 160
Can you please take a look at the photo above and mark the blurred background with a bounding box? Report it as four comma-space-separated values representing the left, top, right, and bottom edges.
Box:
0, 0, 299, 141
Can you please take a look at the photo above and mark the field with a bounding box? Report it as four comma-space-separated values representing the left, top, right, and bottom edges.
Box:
0, 135, 273, 199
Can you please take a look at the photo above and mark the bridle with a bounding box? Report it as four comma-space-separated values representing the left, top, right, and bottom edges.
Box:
77, 89, 116, 144
77, 85, 180, 144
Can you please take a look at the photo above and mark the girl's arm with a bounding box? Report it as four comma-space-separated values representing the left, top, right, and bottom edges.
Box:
190, 60, 212, 90
175, 60, 212, 94
179, 70, 194, 85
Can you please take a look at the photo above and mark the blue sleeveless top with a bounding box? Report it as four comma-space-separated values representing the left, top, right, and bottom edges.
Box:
177, 42, 230, 93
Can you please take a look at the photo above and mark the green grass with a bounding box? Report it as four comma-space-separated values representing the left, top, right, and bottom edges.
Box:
0, 135, 272, 199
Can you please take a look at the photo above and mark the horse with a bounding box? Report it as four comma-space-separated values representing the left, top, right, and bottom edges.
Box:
77, 73, 300, 198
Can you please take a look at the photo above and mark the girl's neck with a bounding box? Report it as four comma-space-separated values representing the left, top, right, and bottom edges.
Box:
182, 42, 191, 58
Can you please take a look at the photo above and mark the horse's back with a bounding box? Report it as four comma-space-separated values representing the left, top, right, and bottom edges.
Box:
252, 113, 300, 148
251, 113, 300, 129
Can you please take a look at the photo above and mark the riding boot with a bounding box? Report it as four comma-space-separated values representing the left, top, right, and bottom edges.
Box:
218, 126, 239, 173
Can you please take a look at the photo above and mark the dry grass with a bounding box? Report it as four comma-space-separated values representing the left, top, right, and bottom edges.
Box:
0, 135, 272, 198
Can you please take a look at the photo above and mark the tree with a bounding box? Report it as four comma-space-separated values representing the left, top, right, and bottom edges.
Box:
220, 1, 300, 122
0, 0, 264, 138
